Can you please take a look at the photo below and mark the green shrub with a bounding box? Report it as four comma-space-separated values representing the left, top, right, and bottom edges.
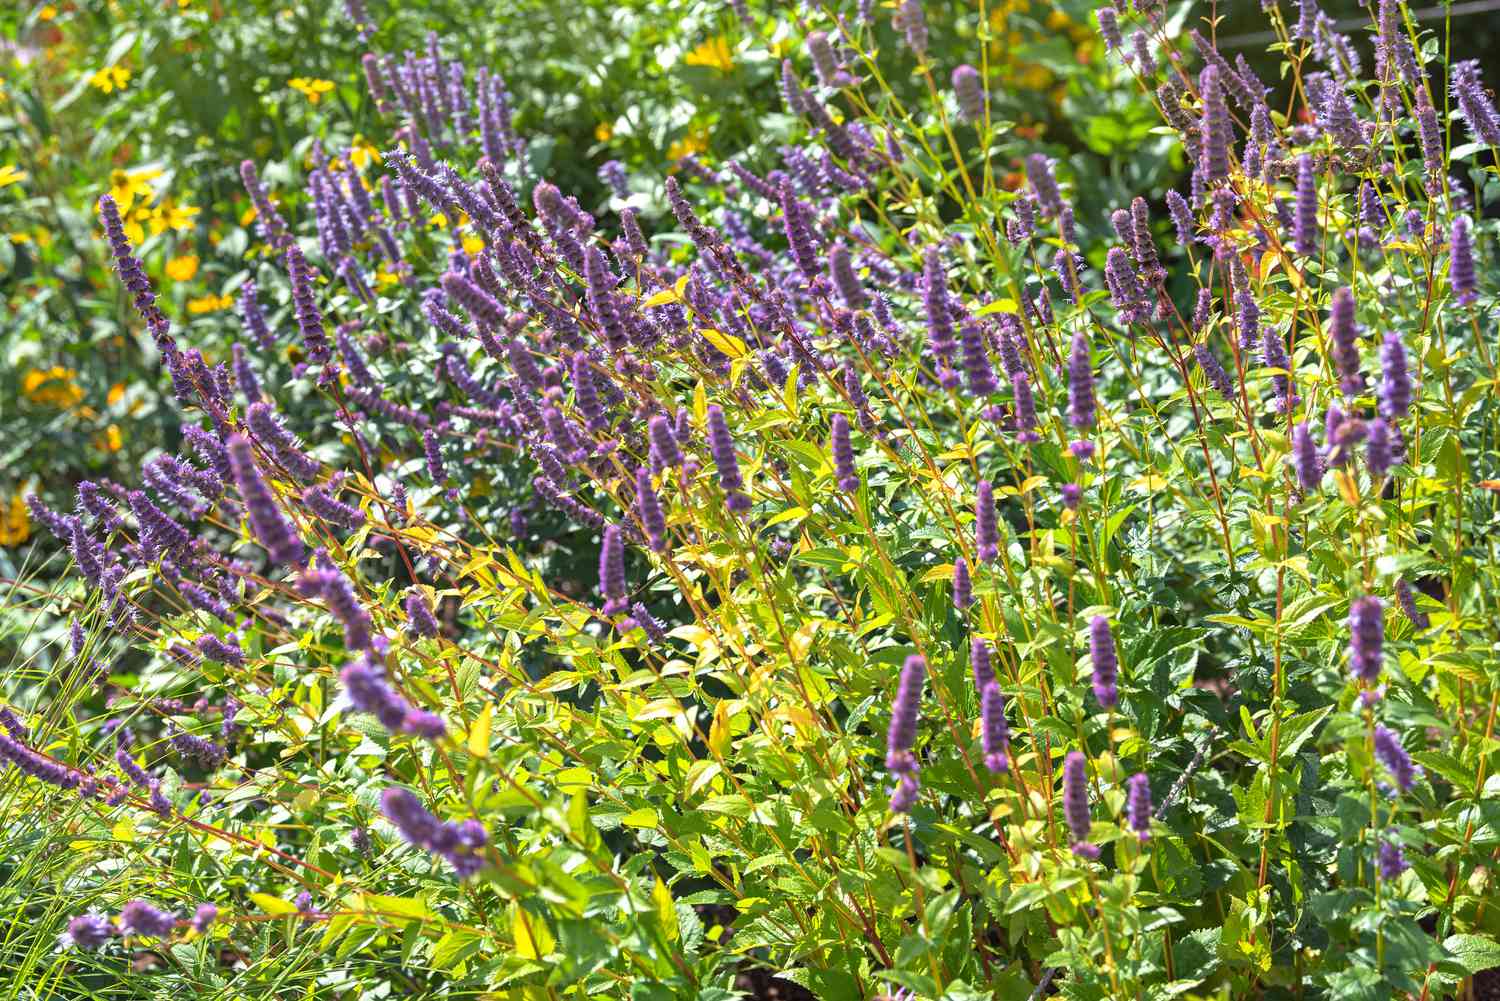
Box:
6, 0, 1500, 999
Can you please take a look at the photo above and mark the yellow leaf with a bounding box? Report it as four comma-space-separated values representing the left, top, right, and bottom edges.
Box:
511, 904, 555, 959
642, 288, 680, 307
699, 327, 747, 359
467, 702, 493, 758
653, 876, 679, 941
621, 807, 658, 828
708, 701, 734, 757
250, 892, 301, 916
0, 165, 27, 189
111, 817, 135, 843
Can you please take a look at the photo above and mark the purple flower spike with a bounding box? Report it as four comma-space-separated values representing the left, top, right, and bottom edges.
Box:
971, 636, 995, 691
1062, 751, 1097, 857
190, 904, 218, 934
1067, 331, 1095, 454
599, 524, 628, 614
1293, 154, 1318, 256
1379, 332, 1411, 420
975, 481, 998, 563
961, 321, 999, 397
1328, 287, 1363, 394
952, 64, 985, 122
889, 771, 920, 814
1366, 417, 1393, 479
1126, 772, 1153, 841
380, 787, 488, 878
649, 415, 683, 469
980, 683, 1010, 773
1395, 578, 1429, 630
953, 556, 973, 611
1199, 65, 1232, 183
1291, 423, 1322, 492
1451, 215, 1478, 305
1373, 724, 1419, 791
404, 588, 440, 639
1377, 835, 1409, 879
636, 467, 667, 552
1452, 60, 1500, 146
707, 405, 750, 513
829, 243, 866, 310
886, 655, 925, 775
1348, 595, 1384, 683
227, 434, 304, 567
119, 900, 176, 938
1011, 370, 1039, 442
62, 913, 113, 950
1096, 6, 1122, 51
1088, 615, 1119, 708
831, 413, 858, 492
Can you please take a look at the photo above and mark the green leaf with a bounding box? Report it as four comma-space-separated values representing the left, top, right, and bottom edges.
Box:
1443, 934, 1500, 974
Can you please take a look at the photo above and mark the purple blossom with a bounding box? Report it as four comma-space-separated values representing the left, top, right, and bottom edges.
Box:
829, 243, 866, 310
1377, 835, 1409, 879
1062, 751, 1097, 858
341, 656, 446, 739
1067, 331, 1095, 445
1379, 331, 1412, 419
707, 405, 750, 513
61, 913, 113, 950
1373, 723, 1418, 791
636, 467, 667, 552
960, 321, 999, 396
405, 588, 440, 638
599, 524, 628, 614
1011, 370, 1039, 442
1328, 287, 1363, 394
1293, 155, 1318, 256
953, 557, 973, 611
1452, 60, 1500, 146
1395, 578, 1429, 630
191, 904, 218, 934
980, 683, 1009, 773
971, 637, 996, 691
1126, 772, 1152, 841
380, 787, 488, 878
1089, 616, 1119, 708
1199, 66, 1232, 183
1348, 595, 1384, 683
831, 413, 858, 492
886, 655, 925, 775
1292, 424, 1322, 491
1451, 215, 1478, 305
1096, 6, 1122, 50
1367, 417, 1393, 479
119, 900, 176, 938
952, 64, 985, 122
975, 481, 998, 563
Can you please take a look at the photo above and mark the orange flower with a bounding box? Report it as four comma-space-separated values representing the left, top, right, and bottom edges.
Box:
166, 254, 199, 281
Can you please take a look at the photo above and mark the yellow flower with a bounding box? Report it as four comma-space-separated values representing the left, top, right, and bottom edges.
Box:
107, 383, 126, 406
94, 424, 124, 452
0, 164, 27, 189
39, 5, 58, 19
428, 212, 448, 229
595, 122, 614, 142
462, 234, 485, 255
375, 268, 400, 288
22, 366, 84, 408
667, 128, 710, 162
123, 207, 151, 246
684, 35, 734, 74
165, 254, 199, 281
89, 65, 131, 94
0, 493, 30, 548
107, 166, 162, 215
288, 77, 335, 103
349, 137, 382, 169
187, 294, 234, 314
150, 198, 199, 235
